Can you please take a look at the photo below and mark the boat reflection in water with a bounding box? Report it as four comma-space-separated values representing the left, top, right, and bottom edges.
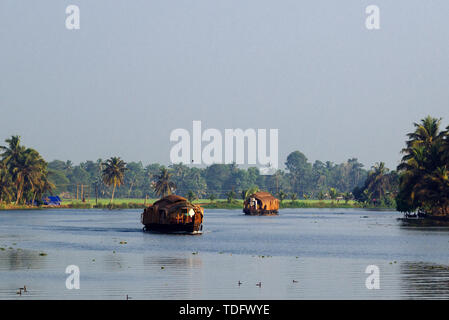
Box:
400, 261, 449, 299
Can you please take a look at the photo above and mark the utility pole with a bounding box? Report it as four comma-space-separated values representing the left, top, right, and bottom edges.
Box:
95, 182, 98, 206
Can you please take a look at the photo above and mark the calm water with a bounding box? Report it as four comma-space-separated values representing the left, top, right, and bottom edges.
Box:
0, 208, 448, 299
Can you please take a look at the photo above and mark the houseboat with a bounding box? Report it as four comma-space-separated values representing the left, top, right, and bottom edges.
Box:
243, 191, 279, 216
141, 195, 204, 234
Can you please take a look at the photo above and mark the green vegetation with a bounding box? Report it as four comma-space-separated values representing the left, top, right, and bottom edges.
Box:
44, 153, 371, 204
352, 162, 398, 207
396, 116, 449, 216
0, 133, 393, 209
101, 157, 127, 204
0, 136, 53, 206
153, 168, 176, 197
12, 116, 449, 212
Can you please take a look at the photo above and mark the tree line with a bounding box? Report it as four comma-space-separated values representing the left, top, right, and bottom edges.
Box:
9, 119, 446, 209
45, 154, 374, 202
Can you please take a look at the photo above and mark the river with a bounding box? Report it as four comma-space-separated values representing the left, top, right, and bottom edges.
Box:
0, 208, 448, 299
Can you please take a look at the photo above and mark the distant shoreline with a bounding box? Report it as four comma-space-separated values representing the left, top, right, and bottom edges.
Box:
0, 199, 395, 211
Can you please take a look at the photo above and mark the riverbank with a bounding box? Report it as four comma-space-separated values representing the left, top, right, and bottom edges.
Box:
0, 199, 394, 210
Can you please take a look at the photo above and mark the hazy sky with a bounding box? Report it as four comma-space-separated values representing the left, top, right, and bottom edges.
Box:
1, 0, 449, 170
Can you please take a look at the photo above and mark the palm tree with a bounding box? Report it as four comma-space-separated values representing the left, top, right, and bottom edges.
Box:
0, 162, 12, 203
33, 173, 55, 205
102, 157, 127, 204
397, 116, 449, 214
1, 136, 53, 205
402, 116, 443, 154
12, 148, 46, 204
0, 135, 24, 165
417, 167, 449, 215
365, 162, 390, 202
153, 168, 176, 198
242, 186, 259, 200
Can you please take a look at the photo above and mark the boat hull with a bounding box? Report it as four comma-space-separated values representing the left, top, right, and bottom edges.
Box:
243, 208, 278, 216
143, 222, 203, 234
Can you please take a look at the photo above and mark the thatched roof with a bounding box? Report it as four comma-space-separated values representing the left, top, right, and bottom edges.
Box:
245, 191, 279, 211
151, 194, 196, 212
153, 194, 189, 208
153, 194, 187, 206
249, 191, 277, 202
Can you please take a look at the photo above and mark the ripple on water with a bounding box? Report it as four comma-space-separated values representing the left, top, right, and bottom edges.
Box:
0, 209, 449, 299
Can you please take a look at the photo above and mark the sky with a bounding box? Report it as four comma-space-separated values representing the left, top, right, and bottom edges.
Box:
1, 0, 449, 170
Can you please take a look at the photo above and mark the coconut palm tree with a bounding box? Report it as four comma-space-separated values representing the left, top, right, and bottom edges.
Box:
1, 136, 53, 205
102, 157, 127, 204
365, 162, 390, 202
0, 162, 12, 203
0, 136, 55, 206
33, 173, 55, 205
0, 135, 24, 166
153, 168, 176, 198
11, 148, 47, 204
402, 116, 443, 153
397, 116, 449, 214
242, 186, 259, 200
417, 167, 449, 215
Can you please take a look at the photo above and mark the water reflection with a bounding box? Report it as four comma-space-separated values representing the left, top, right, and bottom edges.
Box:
400, 262, 449, 299
143, 256, 202, 269
1, 209, 449, 299
398, 218, 449, 230
102, 253, 126, 272
0, 249, 46, 271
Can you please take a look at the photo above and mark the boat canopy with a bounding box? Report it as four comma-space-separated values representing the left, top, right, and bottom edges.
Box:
247, 191, 279, 211
150, 194, 200, 213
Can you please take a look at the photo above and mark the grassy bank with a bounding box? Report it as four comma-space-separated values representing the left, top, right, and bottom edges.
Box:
1, 198, 394, 210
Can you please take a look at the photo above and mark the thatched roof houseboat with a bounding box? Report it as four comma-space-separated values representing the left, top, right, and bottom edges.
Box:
243, 191, 279, 215
141, 195, 204, 233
